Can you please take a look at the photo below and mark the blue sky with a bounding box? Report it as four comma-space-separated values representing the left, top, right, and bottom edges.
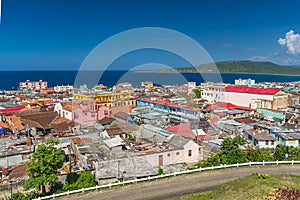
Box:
1, 0, 300, 70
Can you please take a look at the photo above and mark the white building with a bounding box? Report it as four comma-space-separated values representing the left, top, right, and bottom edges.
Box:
19, 80, 47, 90
188, 82, 196, 94
225, 86, 288, 110
234, 78, 255, 86
54, 102, 73, 121
54, 85, 73, 92
200, 82, 227, 103
138, 134, 200, 167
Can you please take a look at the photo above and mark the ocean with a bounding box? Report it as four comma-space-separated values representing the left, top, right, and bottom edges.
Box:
1, 70, 300, 90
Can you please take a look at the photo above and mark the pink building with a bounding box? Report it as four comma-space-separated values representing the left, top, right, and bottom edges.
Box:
98, 106, 110, 121
73, 100, 111, 127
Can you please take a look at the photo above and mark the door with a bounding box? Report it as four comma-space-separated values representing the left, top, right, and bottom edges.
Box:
158, 155, 163, 166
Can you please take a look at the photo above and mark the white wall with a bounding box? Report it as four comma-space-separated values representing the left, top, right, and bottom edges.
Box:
201, 89, 225, 103
257, 140, 277, 149
54, 103, 73, 121
139, 140, 199, 167
225, 92, 273, 109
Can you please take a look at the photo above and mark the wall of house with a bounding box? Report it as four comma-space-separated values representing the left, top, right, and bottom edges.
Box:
73, 109, 97, 127
54, 103, 72, 121
285, 139, 299, 147
62, 110, 72, 121
257, 140, 276, 148
140, 141, 199, 167
0, 155, 23, 167
225, 92, 274, 109
98, 106, 110, 120
273, 92, 289, 110
201, 88, 225, 103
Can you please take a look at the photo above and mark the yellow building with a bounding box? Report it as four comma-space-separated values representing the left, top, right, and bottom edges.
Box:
141, 81, 153, 88
73, 91, 136, 107
73, 93, 94, 101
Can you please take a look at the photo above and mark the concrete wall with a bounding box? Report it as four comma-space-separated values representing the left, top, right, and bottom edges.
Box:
201, 89, 225, 103
54, 103, 73, 121
257, 140, 276, 148
140, 141, 199, 167
225, 92, 273, 109
73, 109, 97, 127
98, 106, 110, 120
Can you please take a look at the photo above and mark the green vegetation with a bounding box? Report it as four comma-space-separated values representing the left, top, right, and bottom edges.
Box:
196, 136, 247, 167
9, 171, 96, 199
24, 140, 65, 194
195, 137, 300, 168
126, 132, 135, 142
62, 171, 96, 191
176, 174, 300, 200
160, 60, 300, 75
158, 167, 164, 175
193, 89, 201, 98
8, 192, 39, 200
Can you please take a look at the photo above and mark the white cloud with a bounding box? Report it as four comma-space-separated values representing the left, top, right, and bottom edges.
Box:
244, 48, 256, 52
251, 55, 269, 61
218, 43, 232, 48
278, 30, 300, 54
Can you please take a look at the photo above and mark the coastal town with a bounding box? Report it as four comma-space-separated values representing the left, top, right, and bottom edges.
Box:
1, 78, 300, 198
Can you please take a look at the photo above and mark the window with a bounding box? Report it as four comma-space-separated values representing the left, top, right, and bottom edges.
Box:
265, 140, 269, 145
188, 150, 192, 157
167, 153, 170, 157
271, 140, 274, 145
176, 152, 180, 156
74, 112, 78, 119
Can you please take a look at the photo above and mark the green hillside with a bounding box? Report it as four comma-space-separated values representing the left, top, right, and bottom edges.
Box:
177, 174, 300, 200
160, 60, 300, 75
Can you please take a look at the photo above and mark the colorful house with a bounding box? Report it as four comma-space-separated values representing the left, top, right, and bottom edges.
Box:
243, 130, 276, 148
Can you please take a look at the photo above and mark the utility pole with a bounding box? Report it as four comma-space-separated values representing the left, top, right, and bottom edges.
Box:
117, 160, 121, 180
68, 145, 72, 173
9, 181, 12, 199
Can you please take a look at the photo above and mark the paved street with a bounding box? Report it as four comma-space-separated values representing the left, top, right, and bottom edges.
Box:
59, 165, 300, 200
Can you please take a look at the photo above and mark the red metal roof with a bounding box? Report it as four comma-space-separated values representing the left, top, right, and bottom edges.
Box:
225, 86, 281, 95
0, 106, 26, 113
209, 103, 254, 111
209, 118, 219, 123
165, 122, 210, 140
214, 112, 227, 116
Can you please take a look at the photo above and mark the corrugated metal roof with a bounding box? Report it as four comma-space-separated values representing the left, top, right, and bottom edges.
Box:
225, 86, 281, 95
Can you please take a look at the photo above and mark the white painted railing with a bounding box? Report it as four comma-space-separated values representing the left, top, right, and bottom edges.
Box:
34, 160, 300, 200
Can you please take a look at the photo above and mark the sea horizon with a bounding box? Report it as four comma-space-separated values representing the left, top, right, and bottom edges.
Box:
0, 70, 300, 90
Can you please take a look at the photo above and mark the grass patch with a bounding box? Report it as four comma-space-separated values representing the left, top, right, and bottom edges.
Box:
176, 174, 300, 200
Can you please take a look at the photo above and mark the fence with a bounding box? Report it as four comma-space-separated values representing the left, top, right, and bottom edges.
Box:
34, 160, 300, 200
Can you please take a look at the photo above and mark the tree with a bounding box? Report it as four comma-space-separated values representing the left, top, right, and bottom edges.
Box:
247, 147, 273, 162
24, 140, 65, 194
198, 136, 247, 167
274, 145, 287, 161
73, 171, 95, 189
193, 89, 201, 98
63, 171, 95, 191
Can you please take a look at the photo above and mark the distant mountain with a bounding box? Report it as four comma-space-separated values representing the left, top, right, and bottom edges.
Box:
158, 60, 300, 75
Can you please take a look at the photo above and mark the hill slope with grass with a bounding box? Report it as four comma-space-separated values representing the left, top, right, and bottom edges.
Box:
159, 60, 300, 75
177, 174, 300, 200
